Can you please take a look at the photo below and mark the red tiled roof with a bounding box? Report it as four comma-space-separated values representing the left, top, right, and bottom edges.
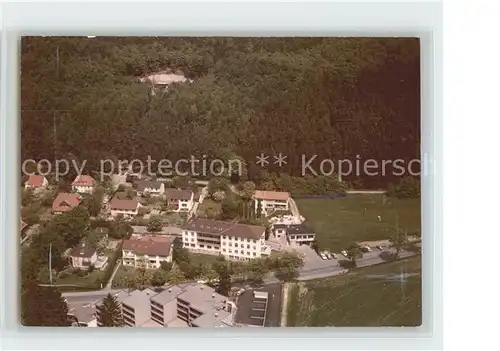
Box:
26, 175, 46, 187
254, 190, 290, 201
72, 175, 95, 186
123, 235, 172, 256
165, 188, 193, 201
110, 198, 139, 211
52, 193, 81, 213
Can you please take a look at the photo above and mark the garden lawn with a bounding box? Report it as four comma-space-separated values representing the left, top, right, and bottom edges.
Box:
55, 270, 104, 289
286, 256, 421, 327
296, 194, 420, 252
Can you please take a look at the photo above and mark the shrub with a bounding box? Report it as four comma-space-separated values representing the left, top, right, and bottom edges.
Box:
338, 259, 356, 269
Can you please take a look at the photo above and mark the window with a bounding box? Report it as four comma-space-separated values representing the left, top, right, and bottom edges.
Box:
223, 249, 226, 252
246, 252, 250, 256
246, 245, 250, 249
229, 243, 232, 247
253, 252, 256, 257
190, 243, 195, 247
253, 246, 256, 250
240, 250, 244, 254
228, 249, 232, 253
235, 243, 238, 248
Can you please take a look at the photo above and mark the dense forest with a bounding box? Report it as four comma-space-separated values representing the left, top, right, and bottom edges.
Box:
21, 37, 420, 188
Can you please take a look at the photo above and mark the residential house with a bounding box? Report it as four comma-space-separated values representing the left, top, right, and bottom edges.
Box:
272, 223, 315, 246
165, 189, 194, 213
70, 242, 98, 270
109, 198, 140, 218
72, 175, 96, 194
24, 175, 48, 191
253, 190, 290, 215
135, 180, 165, 196
52, 192, 81, 214
182, 219, 270, 261
96, 283, 236, 328
122, 235, 173, 269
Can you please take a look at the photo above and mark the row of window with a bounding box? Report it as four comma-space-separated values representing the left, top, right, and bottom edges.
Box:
290, 235, 315, 240
184, 232, 260, 243
222, 248, 257, 257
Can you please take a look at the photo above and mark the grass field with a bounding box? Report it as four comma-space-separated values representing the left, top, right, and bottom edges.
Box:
286, 256, 422, 327
198, 198, 222, 218
296, 195, 421, 251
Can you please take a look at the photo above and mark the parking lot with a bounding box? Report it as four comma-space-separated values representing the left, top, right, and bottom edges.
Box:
235, 283, 282, 327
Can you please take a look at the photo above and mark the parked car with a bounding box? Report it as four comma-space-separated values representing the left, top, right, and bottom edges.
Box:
331, 253, 337, 259
325, 251, 333, 260
341, 250, 348, 257
236, 288, 245, 296
376, 245, 384, 251
361, 245, 372, 253
320, 252, 328, 260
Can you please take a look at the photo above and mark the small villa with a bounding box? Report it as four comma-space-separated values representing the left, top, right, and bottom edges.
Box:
24, 174, 48, 191
52, 193, 81, 214
72, 175, 96, 194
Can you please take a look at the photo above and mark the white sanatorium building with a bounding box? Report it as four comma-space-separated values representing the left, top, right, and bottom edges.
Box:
182, 219, 271, 260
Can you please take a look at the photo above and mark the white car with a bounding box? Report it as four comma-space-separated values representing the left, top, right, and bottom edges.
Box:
341, 250, 348, 257
325, 251, 333, 260
331, 253, 337, 259
320, 252, 328, 260
364, 246, 372, 252
376, 245, 384, 251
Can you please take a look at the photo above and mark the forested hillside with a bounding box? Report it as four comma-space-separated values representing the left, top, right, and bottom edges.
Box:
21, 37, 420, 188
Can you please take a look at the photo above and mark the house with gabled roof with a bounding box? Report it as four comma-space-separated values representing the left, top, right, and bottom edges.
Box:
24, 175, 48, 191
52, 192, 81, 214
165, 188, 194, 213
109, 198, 140, 218
135, 180, 165, 196
72, 175, 96, 194
253, 190, 290, 215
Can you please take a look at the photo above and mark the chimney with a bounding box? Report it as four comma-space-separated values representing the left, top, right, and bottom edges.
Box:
168, 288, 172, 293
214, 312, 218, 317
212, 293, 215, 299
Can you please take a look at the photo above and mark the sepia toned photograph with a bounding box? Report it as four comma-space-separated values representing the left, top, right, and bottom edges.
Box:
20, 36, 421, 328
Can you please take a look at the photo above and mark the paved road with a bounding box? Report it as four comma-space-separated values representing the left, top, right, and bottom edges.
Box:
345, 190, 387, 195
63, 289, 124, 306
105, 260, 122, 289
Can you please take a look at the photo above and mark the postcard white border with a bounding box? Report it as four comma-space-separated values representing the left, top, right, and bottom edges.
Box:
0, 1, 442, 350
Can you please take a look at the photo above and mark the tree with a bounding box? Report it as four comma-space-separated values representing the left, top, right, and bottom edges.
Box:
346, 243, 363, 267
96, 293, 124, 327
166, 265, 186, 285
21, 283, 71, 326
83, 186, 105, 217
151, 270, 167, 287
240, 181, 256, 200
48, 205, 90, 248
108, 217, 133, 239
212, 190, 226, 202
21, 188, 34, 207
248, 259, 269, 282
221, 196, 240, 220
160, 261, 173, 272
256, 199, 263, 218
389, 230, 407, 259
172, 175, 192, 189
147, 215, 163, 232
172, 237, 189, 264
217, 269, 231, 297
207, 177, 230, 196
272, 251, 304, 282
